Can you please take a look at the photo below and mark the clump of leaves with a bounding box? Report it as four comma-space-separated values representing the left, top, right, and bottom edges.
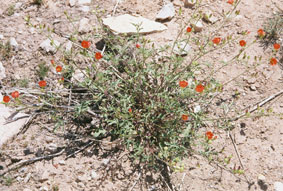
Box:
37, 62, 49, 80
262, 11, 283, 44
0, 41, 13, 61
5, 5, 15, 16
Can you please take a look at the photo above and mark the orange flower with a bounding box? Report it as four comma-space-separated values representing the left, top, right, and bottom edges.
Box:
186, 27, 192, 33
56, 65, 62, 72
227, 0, 234, 4
11, 91, 19, 99
95, 52, 103, 60
179, 80, 188, 88
38, 80, 47, 88
3, 95, 10, 103
81, 40, 91, 49
274, 43, 280, 50
128, 108, 132, 113
206, 131, 214, 140
239, 40, 246, 47
61, 77, 64, 81
182, 114, 188, 121
51, 60, 55, 65
270, 58, 277, 66
257, 29, 265, 37
195, 84, 205, 93
136, 44, 140, 48
212, 37, 221, 45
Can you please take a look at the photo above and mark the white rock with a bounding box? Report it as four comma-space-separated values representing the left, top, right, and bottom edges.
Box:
72, 70, 85, 83
250, 84, 256, 91
24, 173, 31, 183
69, 0, 76, 6
0, 61, 6, 80
29, 28, 35, 34
257, 174, 266, 182
39, 171, 49, 182
65, 41, 73, 52
40, 39, 60, 54
39, 186, 48, 191
78, 0, 91, 5
0, 104, 28, 147
91, 170, 97, 179
184, 0, 196, 8
156, 3, 175, 21
9, 37, 18, 48
46, 143, 57, 153
45, 136, 53, 143
0, 34, 4, 40
23, 189, 32, 191
16, 176, 24, 182
58, 160, 66, 165
15, 2, 23, 9
274, 182, 283, 191
202, 10, 218, 24
78, 18, 92, 33
79, 6, 90, 12
173, 41, 191, 55
194, 105, 201, 113
191, 21, 203, 32
102, 14, 167, 35
102, 158, 110, 165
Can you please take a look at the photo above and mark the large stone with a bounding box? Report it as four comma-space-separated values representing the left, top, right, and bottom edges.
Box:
156, 3, 175, 21
173, 41, 191, 56
184, 0, 196, 8
0, 61, 6, 80
191, 21, 203, 32
40, 39, 60, 54
78, 0, 91, 5
0, 101, 28, 147
78, 18, 92, 33
9, 37, 18, 49
102, 14, 167, 35
274, 182, 283, 191
69, 0, 76, 6
202, 10, 219, 24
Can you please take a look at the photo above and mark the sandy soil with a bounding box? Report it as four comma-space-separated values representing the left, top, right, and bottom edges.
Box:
0, 0, 282, 190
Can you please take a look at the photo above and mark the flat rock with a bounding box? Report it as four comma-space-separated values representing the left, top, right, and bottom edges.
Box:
79, 6, 90, 12
40, 39, 60, 54
102, 14, 167, 35
65, 41, 73, 52
0, 102, 28, 147
156, 3, 175, 21
69, 0, 76, 6
184, 0, 196, 8
9, 37, 18, 49
202, 10, 219, 24
46, 143, 57, 153
79, 18, 92, 33
0, 61, 6, 80
191, 21, 203, 32
78, 0, 91, 5
173, 41, 191, 55
274, 182, 283, 191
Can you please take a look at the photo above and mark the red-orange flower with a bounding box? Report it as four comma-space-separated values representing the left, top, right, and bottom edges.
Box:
81, 40, 91, 49
179, 80, 188, 88
51, 60, 55, 65
186, 27, 192, 33
136, 44, 140, 48
128, 108, 132, 113
11, 91, 19, 99
195, 84, 205, 93
38, 80, 47, 88
274, 43, 280, 50
257, 29, 265, 37
182, 114, 189, 121
56, 65, 62, 72
206, 131, 214, 140
95, 52, 103, 60
239, 40, 246, 47
227, 0, 234, 4
212, 37, 221, 45
270, 58, 277, 66
3, 96, 10, 103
